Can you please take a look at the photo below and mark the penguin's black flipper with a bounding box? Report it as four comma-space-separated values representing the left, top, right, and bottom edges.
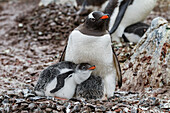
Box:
109, 0, 131, 34
50, 70, 74, 93
112, 46, 122, 88
59, 45, 67, 62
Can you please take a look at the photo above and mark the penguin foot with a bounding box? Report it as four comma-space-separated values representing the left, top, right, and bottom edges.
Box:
54, 96, 67, 100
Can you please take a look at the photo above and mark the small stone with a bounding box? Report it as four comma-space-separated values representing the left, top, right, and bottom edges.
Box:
21, 110, 28, 113
112, 106, 118, 111
34, 107, 42, 112
131, 106, 138, 113
46, 108, 52, 112
12, 104, 18, 111
21, 103, 28, 107
18, 23, 23, 28
39, 103, 47, 109
28, 103, 36, 109
123, 107, 129, 112
114, 108, 122, 112
28, 96, 45, 101
3, 49, 10, 54
25, 80, 32, 83
38, 31, 43, 36
16, 99, 26, 104
160, 103, 170, 109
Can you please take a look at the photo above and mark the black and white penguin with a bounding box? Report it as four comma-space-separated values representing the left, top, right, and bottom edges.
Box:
60, 11, 122, 99
34, 61, 95, 99
106, 0, 157, 42
122, 22, 149, 43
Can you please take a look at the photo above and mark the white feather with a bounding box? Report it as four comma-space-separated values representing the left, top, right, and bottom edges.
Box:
88, 12, 95, 19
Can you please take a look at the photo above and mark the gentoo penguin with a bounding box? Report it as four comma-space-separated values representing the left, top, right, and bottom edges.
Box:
34, 61, 96, 99
60, 11, 122, 98
122, 22, 149, 43
76, 75, 104, 99
106, 0, 157, 42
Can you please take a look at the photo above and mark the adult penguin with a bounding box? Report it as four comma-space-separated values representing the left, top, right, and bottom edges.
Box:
60, 11, 122, 99
106, 0, 157, 42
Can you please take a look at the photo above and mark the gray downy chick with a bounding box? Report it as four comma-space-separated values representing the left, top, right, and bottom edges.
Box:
76, 75, 104, 99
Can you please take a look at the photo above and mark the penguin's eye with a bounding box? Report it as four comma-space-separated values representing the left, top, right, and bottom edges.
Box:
90, 18, 95, 22
68, 74, 72, 78
82, 66, 86, 70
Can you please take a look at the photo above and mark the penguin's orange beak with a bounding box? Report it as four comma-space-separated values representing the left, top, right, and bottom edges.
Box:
88, 65, 96, 70
100, 15, 109, 19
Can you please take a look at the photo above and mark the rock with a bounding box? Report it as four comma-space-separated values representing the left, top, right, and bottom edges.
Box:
21, 110, 29, 113
45, 108, 52, 112
121, 17, 170, 91
160, 102, 170, 109
28, 103, 36, 109
39, 103, 47, 109
131, 106, 138, 113
123, 107, 129, 112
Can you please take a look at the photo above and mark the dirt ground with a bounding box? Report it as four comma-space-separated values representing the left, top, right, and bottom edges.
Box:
0, 0, 169, 112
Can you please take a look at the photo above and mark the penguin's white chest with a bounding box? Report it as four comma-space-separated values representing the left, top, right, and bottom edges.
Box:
65, 30, 115, 77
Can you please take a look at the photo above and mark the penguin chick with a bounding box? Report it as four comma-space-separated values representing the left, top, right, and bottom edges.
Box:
60, 11, 122, 98
76, 75, 104, 99
34, 61, 95, 99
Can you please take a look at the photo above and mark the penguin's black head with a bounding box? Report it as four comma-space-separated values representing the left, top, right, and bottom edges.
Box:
74, 63, 95, 84
84, 11, 109, 31
77, 63, 96, 71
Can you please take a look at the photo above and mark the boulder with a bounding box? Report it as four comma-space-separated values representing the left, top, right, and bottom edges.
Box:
121, 17, 170, 91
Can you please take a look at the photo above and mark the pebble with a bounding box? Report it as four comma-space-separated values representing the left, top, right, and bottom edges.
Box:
28, 103, 36, 109
18, 23, 23, 28
0, 1, 169, 113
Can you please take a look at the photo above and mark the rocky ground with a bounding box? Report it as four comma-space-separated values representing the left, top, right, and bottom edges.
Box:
0, 0, 169, 112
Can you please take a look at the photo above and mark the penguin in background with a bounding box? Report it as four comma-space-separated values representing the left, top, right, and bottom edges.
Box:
122, 22, 149, 43
34, 61, 96, 99
60, 11, 122, 99
106, 0, 157, 42
76, 0, 157, 43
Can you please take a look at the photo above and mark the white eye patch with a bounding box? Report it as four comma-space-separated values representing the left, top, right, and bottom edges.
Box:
88, 12, 95, 19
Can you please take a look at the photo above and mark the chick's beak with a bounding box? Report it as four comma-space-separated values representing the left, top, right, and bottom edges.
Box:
100, 15, 109, 19
88, 65, 96, 70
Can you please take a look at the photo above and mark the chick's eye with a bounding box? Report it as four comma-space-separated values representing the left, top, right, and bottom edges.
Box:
90, 18, 95, 22
82, 66, 86, 70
